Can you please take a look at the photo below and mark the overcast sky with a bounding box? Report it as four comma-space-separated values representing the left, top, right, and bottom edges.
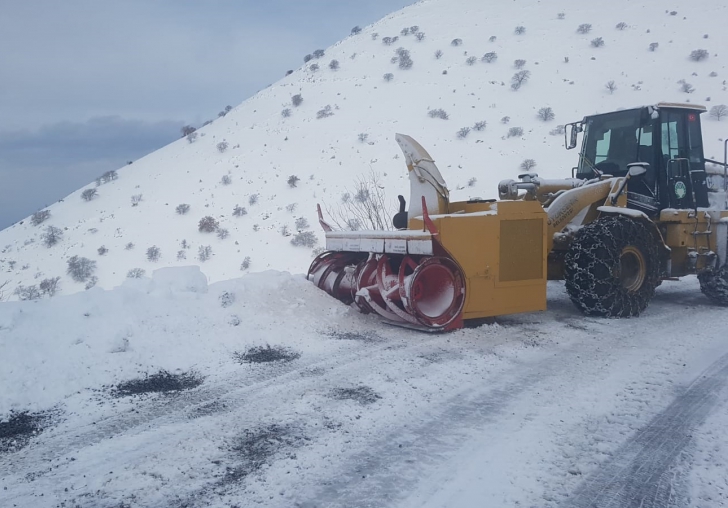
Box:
0, 0, 411, 230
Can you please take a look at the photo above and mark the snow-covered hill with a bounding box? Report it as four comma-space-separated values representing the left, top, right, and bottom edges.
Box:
1, 0, 727, 298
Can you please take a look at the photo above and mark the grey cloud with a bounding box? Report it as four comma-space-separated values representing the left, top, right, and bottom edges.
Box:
0, 117, 181, 229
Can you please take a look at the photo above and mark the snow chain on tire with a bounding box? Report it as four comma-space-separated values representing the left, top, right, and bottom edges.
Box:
564, 216, 660, 317
698, 265, 728, 306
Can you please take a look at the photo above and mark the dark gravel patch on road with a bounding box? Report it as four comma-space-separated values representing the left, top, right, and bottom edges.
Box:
233, 345, 301, 364
0, 409, 56, 453
331, 385, 382, 405
220, 424, 306, 485
110, 370, 204, 398
326, 330, 381, 342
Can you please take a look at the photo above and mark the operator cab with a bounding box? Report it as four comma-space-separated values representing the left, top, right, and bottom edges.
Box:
569, 103, 710, 215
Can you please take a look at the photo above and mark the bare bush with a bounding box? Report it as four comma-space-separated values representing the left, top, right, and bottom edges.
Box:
295, 217, 309, 230
468, 177, 477, 187
98, 245, 108, 256
514, 59, 526, 69
428, 108, 449, 120
649, 42, 659, 51
177, 250, 186, 260
507, 127, 524, 138
31, 210, 51, 226
329, 59, 339, 70
473, 121, 487, 131
317, 105, 334, 119
198, 245, 212, 262
325, 170, 394, 231
198, 216, 219, 232
591, 37, 605, 48
181, 125, 196, 137
125, 242, 135, 250
217, 141, 229, 153
127, 268, 145, 279
292, 94, 303, 107
550, 125, 566, 136
186, 132, 198, 143
351, 26, 362, 35
233, 205, 247, 217
41, 225, 63, 247
482, 52, 497, 63
131, 194, 143, 206
489, 35, 497, 42
217, 228, 229, 240
680, 81, 695, 93
616, 22, 628, 30
511, 70, 531, 90
291, 231, 318, 248
435, 50, 443, 59
310, 63, 320, 71
558, 12, 565, 19
537, 107, 555, 121
280, 224, 290, 236
501, 116, 511, 124
710, 104, 728, 120
466, 56, 477, 65
288, 175, 300, 188
221, 175, 232, 185
382, 36, 398, 45
147, 246, 161, 262
514, 26, 526, 34
0, 280, 8, 302
451, 38, 462, 46
40, 277, 60, 297
313, 49, 325, 58
358, 133, 369, 143
67, 256, 97, 283
520, 159, 537, 171
176, 204, 190, 215
415, 32, 425, 41
577, 24, 592, 34
384, 73, 394, 82
241, 256, 251, 270
248, 194, 259, 206
81, 189, 98, 201
398, 52, 413, 69
14, 285, 42, 301
690, 49, 709, 61
281, 108, 291, 118
84, 276, 98, 290
606, 80, 617, 93
457, 127, 471, 139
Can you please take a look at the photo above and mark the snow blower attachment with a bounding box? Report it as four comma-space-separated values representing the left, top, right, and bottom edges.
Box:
309, 103, 728, 331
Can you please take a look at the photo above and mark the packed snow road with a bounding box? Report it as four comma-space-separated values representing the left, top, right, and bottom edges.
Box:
1, 269, 727, 507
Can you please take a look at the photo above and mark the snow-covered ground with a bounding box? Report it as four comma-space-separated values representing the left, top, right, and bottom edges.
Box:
2, 268, 728, 507
2, 0, 728, 506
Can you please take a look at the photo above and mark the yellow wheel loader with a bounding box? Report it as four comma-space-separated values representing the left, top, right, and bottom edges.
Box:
309, 103, 728, 331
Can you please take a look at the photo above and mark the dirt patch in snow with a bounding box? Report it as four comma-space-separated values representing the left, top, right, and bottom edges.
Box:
110, 370, 204, 398
0, 410, 56, 453
220, 424, 306, 485
330, 385, 382, 405
233, 345, 301, 364
325, 330, 382, 342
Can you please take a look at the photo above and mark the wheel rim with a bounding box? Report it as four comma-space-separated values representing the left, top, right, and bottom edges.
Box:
619, 246, 646, 292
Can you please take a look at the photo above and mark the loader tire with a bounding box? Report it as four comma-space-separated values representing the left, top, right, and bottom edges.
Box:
698, 265, 728, 306
564, 216, 660, 317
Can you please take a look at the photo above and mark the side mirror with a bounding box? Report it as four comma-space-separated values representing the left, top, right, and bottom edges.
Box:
627, 163, 648, 177
565, 123, 581, 150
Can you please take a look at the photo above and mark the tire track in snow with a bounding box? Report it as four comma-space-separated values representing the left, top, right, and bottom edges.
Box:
562, 352, 728, 508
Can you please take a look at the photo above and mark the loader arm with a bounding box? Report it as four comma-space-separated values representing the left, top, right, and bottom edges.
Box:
544, 178, 622, 251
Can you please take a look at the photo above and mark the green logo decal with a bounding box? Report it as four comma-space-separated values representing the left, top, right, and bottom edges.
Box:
674, 181, 687, 199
